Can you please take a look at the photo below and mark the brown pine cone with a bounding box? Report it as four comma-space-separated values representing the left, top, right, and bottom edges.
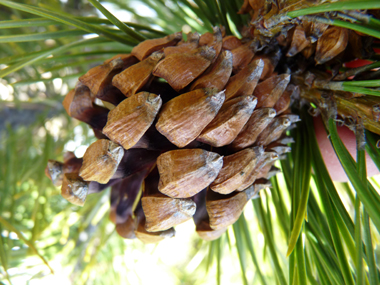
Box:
46, 27, 299, 243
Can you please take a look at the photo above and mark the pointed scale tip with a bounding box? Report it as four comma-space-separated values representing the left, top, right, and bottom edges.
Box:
245, 95, 258, 109
282, 118, 291, 128
268, 109, 277, 118
268, 152, 279, 162
209, 89, 226, 106
147, 93, 162, 106
247, 59, 265, 80
107, 142, 124, 162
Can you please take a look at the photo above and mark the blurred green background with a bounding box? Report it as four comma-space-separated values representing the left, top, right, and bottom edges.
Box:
1, 0, 380, 284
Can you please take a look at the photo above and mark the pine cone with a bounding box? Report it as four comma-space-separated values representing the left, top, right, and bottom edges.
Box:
239, 1, 380, 145
46, 27, 300, 243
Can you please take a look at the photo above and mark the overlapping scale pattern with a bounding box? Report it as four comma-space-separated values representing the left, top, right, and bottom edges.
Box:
46, 27, 300, 243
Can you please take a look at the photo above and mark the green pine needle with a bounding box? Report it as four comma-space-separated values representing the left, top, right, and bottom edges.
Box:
0, 29, 88, 43
0, 0, 139, 45
287, 116, 312, 257
287, 0, 380, 18
87, 0, 147, 41
0, 216, 54, 274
